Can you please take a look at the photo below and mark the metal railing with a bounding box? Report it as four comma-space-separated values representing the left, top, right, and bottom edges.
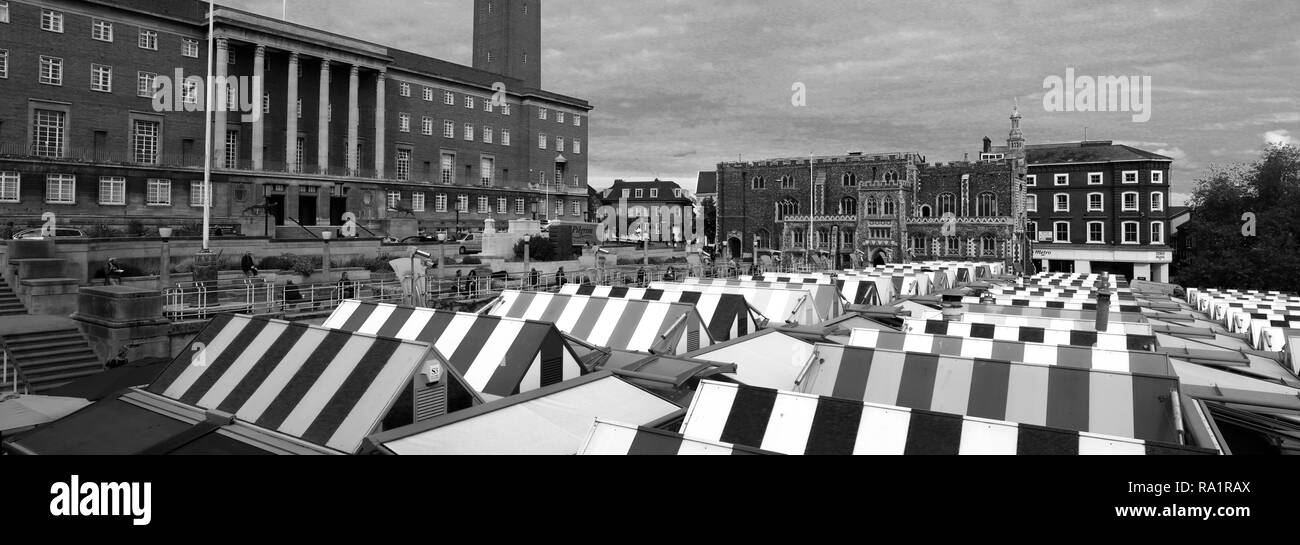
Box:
162, 277, 406, 321
1, 344, 32, 396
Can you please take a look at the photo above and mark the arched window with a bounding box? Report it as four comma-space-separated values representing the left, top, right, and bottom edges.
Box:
976, 192, 997, 216
919, 204, 932, 218
885, 170, 898, 183
883, 196, 895, 216
839, 196, 857, 215
779, 175, 794, 189
865, 196, 878, 216
777, 198, 799, 219
937, 193, 955, 215
842, 173, 857, 187
981, 235, 997, 256
751, 176, 765, 189
792, 230, 805, 246
755, 228, 770, 249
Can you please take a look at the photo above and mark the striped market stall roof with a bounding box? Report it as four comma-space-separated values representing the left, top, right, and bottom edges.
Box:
578, 419, 775, 455
323, 301, 583, 398
680, 381, 1206, 455
793, 343, 1181, 442
684, 328, 817, 391
959, 297, 1144, 313
147, 314, 435, 454
988, 288, 1139, 301
741, 274, 885, 306
903, 319, 1158, 351
848, 329, 1170, 374
559, 284, 760, 341
484, 291, 715, 355
648, 282, 819, 326
678, 278, 843, 319
956, 313, 1155, 335
961, 303, 1148, 322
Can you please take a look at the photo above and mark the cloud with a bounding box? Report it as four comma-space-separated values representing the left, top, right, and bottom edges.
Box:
1264, 129, 1296, 146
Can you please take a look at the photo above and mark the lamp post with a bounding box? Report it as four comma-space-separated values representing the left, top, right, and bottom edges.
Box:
158, 227, 173, 289
523, 234, 531, 289
832, 225, 840, 270
753, 234, 761, 272
321, 230, 332, 280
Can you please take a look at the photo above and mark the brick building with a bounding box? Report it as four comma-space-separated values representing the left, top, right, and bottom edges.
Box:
0, 0, 591, 237
597, 179, 698, 241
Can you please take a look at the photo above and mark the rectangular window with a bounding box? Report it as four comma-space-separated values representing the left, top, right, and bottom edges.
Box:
146, 179, 171, 206
32, 109, 66, 157
573, 202, 582, 217
0, 172, 19, 203
635, 189, 644, 198
1026, 222, 1037, 237
443, 120, 455, 138
412, 192, 425, 212
650, 188, 659, 198
295, 137, 305, 172
501, 129, 511, 146
45, 174, 74, 204
440, 153, 454, 184
465, 96, 475, 109
1088, 172, 1103, 185
464, 123, 473, 141
483, 126, 493, 144
296, 98, 302, 118
555, 200, 564, 217
138, 29, 158, 50
183, 80, 199, 104
557, 111, 565, 124
478, 196, 489, 213
444, 91, 454, 105
263, 94, 270, 114
182, 38, 200, 58
1087, 193, 1103, 212
573, 139, 581, 154
556, 137, 565, 152
399, 82, 411, 97
396, 149, 411, 181
1087, 222, 1103, 243
1151, 171, 1164, 184
574, 114, 582, 127
0, 49, 7, 79
1123, 192, 1138, 211
1150, 192, 1164, 211
0, 2, 9, 24
622, 189, 630, 198
435, 194, 447, 213
137, 72, 157, 97
1025, 195, 1037, 212
1054, 222, 1070, 243
40, 56, 63, 86
422, 87, 433, 101
574, 176, 580, 188
1150, 222, 1164, 244
91, 64, 112, 92
1054, 194, 1069, 212
399, 113, 410, 133
539, 133, 547, 149
224, 130, 239, 169
189, 181, 210, 207
457, 195, 468, 213
1123, 222, 1139, 244
387, 191, 401, 210
498, 197, 507, 213
1123, 170, 1138, 184
539, 107, 548, 120
132, 120, 160, 165
421, 117, 433, 136
481, 157, 494, 186
1054, 173, 1068, 186
1025, 174, 1037, 187
502, 103, 511, 116
92, 19, 113, 42
515, 199, 524, 215
484, 99, 493, 113
41, 9, 63, 33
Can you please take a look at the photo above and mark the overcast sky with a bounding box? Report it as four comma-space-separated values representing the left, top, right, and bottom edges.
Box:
225, 0, 1299, 204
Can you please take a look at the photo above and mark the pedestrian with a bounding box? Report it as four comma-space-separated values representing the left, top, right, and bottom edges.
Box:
337, 272, 356, 299
636, 266, 646, 286
455, 269, 463, 296
104, 258, 125, 286
555, 266, 567, 287
284, 280, 303, 309
466, 270, 478, 297
663, 266, 677, 282
1, 221, 14, 240
241, 251, 257, 277
530, 268, 539, 289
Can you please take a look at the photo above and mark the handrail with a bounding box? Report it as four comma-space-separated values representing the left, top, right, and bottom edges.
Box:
0, 339, 32, 395
287, 217, 321, 240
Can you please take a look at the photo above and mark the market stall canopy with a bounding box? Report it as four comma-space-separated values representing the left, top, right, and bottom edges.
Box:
560, 284, 760, 341
960, 303, 1149, 323
484, 291, 715, 355
903, 319, 1157, 351
684, 329, 816, 391
0, 394, 91, 435
649, 282, 818, 326
953, 313, 1155, 335
578, 419, 775, 455
677, 278, 842, 320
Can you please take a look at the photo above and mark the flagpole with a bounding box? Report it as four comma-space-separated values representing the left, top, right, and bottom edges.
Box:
808, 152, 813, 269
202, 0, 214, 251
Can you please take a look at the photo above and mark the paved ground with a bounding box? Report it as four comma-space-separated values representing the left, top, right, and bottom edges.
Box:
0, 315, 79, 337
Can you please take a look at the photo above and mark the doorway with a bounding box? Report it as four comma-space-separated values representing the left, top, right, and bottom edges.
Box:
728, 237, 741, 260
330, 196, 348, 226
266, 195, 286, 226
872, 250, 888, 267
298, 195, 318, 226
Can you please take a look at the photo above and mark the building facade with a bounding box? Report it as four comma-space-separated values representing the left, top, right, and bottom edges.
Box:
598, 179, 698, 242
0, 0, 590, 237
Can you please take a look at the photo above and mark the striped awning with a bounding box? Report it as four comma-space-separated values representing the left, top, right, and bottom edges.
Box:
961, 303, 1149, 323
147, 314, 434, 454
848, 329, 1170, 374
742, 274, 883, 307
649, 282, 819, 326
559, 284, 759, 341
903, 319, 1158, 351
324, 301, 583, 398
578, 419, 775, 455
682, 381, 1206, 455
795, 343, 1182, 442
955, 313, 1155, 335
960, 297, 1144, 313
679, 278, 842, 319
684, 328, 817, 391
485, 291, 714, 355
989, 288, 1139, 301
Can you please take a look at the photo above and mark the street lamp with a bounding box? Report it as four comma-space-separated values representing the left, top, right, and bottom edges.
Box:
158, 227, 173, 288
523, 234, 532, 289
321, 230, 332, 280
753, 234, 761, 272
636, 227, 648, 267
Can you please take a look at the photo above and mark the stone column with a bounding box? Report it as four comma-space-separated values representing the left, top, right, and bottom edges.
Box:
347, 65, 360, 174
285, 52, 299, 172
374, 70, 386, 178
251, 45, 266, 170
318, 59, 331, 174
213, 38, 229, 168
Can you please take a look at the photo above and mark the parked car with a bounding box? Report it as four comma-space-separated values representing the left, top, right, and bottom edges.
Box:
455, 233, 482, 255
12, 228, 87, 240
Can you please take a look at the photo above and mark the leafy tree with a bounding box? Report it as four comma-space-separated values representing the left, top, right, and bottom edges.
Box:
513, 236, 556, 262
702, 197, 717, 246
1177, 144, 1300, 292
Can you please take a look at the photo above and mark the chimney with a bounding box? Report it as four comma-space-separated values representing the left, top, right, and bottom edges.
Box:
1095, 272, 1112, 332
982, 137, 992, 153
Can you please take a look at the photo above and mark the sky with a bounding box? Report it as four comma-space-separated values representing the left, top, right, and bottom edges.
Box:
223, 0, 1300, 205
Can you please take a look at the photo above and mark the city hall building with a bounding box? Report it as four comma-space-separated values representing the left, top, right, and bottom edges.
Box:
0, 0, 591, 237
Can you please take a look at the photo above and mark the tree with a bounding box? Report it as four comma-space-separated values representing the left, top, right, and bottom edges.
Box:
1176, 144, 1300, 292
702, 197, 717, 247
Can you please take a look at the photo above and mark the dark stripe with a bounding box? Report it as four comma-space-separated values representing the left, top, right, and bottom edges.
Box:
830, 346, 874, 401
1018, 327, 1045, 343
1012, 299, 1029, 307
896, 352, 940, 409
1132, 375, 1178, 442
375, 306, 415, 338
448, 314, 500, 376
483, 322, 547, 396
924, 320, 947, 335
1056, 346, 1094, 369
874, 331, 906, 351
966, 358, 1010, 421
1069, 330, 1098, 347
609, 286, 629, 298
537, 294, 571, 324
970, 322, 996, 339
719, 386, 778, 448
414, 310, 457, 345
706, 295, 741, 341
902, 409, 963, 455
626, 429, 685, 455
1144, 442, 1207, 456
1044, 367, 1090, 433
642, 288, 664, 301
575, 284, 596, 296
300, 338, 402, 446
1016, 424, 1080, 455
568, 297, 608, 339
178, 318, 271, 406
804, 397, 863, 455
676, 290, 702, 306
338, 302, 377, 332
254, 329, 355, 430
149, 313, 234, 394
1046, 301, 1066, 309
502, 291, 535, 318
604, 301, 647, 350
216, 324, 309, 414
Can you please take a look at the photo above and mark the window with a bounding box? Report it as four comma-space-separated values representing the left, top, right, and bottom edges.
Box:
484, 99, 493, 113
443, 120, 455, 138
1150, 221, 1164, 244
1054, 221, 1070, 243
635, 189, 644, 198
138, 29, 157, 50
502, 129, 511, 146
1087, 221, 1104, 243
555, 200, 564, 217
918, 205, 932, 218
423, 87, 433, 101
1026, 174, 1037, 187
40, 56, 63, 85
464, 123, 474, 141
92, 19, 113, 42
399, 82, 410, 97
792, 230, 805, 246
866, 197, 878, 216
752, 176, 765, 189
556, 137, 565, 152
0, 49, 7, 79
32, 109, 66, 157
478, 196, 489, 213
539, 107, 548, 120
1123, 170, 1138, 184
909, 234, 927, 252
465, 96, 475, 109
443, 91, 454, 105
842, 173, 857, 187
41, 9, 63, 33
483, 126, 493, 144
777, 175, 793, 189
412, 192, 425, 212
515, 199, 524, 215
937, 193, 955, 215
538, 133, 547, 149
1026, 194, 1037, 212
1054, 194, 1069, 212
1122, 221, 1140, 244
650, 188, 659, 198
296, 98, 302, 118
190, 181, 210, 207
46, 174, 74, 204
574, 176, 580, 188
457, 194, 468, 213
976, 192, 997, 216
1151, 171, 1164, 184
840, 197, 857, 215
440, 153, 454, 184
981, 235, 996, 256
132, 120, 160, 165
182, 38, 200, 58
481, 157, 494, 186
399, 113, 410, 133
1026, 221, 1037, 236
1122, 191, 1138, 211
502, 103, 511, 115
1054, 173, 1069, 186
946, 237, 959, 254
295, 137, 304, 172
622, 189, 630, 198
776, 198, 798, 219
1088, 172, 1103, 185
0, 172, 18, 203
573, 202, 583, 217
91, 64, 112, 92
883, 196, 895, 216
0, 2, 8, 24
574, 114, 582, 127
417, 117, 431, 135
1150, 192, 1164, 211
435, 194, 448, 212
1087, 192, 1104, 212
146, 179, 171, 206
262, 94, 270, 114
224, 130, 239, 169
396, 149, 411, 181
573, 139, 581, 154
387, 191, 401, 210
182, 80, 199, 104
498, 197, 508, 213
556, 111, 565, 124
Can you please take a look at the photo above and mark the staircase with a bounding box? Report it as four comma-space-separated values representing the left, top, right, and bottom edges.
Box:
0, 328, 102, 393
0, 278, 26, 316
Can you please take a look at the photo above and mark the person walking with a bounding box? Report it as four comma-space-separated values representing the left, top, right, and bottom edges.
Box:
555, 266, 567, 288
337, 272, 356, 300
529, 268, 539, 289
104, 258, 125, 286
241, 251, 258, 277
